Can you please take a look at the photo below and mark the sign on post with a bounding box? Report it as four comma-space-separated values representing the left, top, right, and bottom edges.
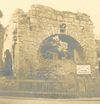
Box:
76, 65, 91, 75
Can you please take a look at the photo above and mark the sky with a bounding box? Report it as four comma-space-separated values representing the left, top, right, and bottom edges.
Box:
0, 0, 100, 38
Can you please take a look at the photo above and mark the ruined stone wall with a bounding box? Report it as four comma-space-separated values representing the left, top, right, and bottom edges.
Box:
0, 23, 4, 68
3, 5, 97, 78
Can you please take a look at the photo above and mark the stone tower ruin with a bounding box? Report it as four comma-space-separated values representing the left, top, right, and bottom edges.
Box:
3, 5, 97, 79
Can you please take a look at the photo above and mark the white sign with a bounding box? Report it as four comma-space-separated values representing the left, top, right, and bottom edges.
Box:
76, 65, 91, 75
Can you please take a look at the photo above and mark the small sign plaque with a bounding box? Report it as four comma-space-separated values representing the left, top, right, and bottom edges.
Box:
77, 65, 91, 75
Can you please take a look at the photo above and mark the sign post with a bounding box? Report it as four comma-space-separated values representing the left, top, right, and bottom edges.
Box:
76, 65, 91, 96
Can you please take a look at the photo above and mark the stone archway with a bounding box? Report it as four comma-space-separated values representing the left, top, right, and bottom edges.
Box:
36, 34, 86, 93
39, 34, 85, 63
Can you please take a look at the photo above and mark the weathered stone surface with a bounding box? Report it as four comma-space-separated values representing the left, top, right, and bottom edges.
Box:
2, 5, 97, 80
96, 40, 100, 57
0, 22, 4, 68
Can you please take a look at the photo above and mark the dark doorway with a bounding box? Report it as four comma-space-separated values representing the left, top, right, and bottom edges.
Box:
3, 50, 13, 76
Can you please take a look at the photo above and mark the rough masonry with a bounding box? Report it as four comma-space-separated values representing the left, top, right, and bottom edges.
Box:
3, 5, 97, 77
0, 14, 4, 69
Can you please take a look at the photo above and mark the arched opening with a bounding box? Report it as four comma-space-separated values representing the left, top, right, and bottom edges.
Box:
3, 49, 13, 76
39, 34, 84, 62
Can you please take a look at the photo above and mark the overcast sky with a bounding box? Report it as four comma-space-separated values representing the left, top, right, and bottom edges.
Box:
0, 0, 100, 38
